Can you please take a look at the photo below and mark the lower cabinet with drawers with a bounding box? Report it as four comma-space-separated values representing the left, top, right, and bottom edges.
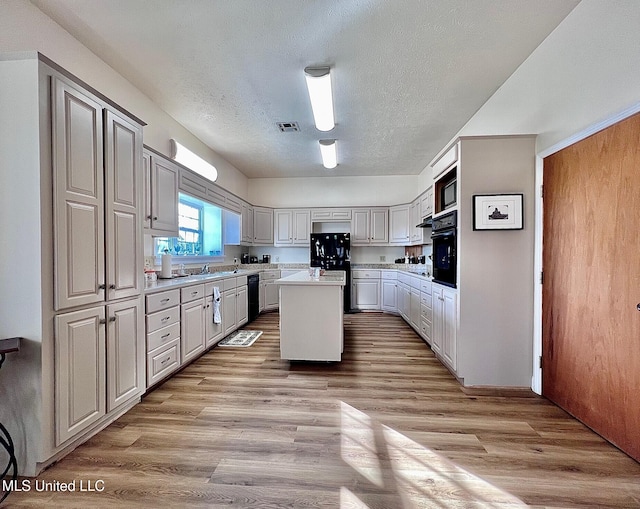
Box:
144, 274, 248, 389
145, 289, 181, 386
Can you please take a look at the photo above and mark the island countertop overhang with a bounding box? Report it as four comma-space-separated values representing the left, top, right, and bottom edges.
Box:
276, 270, 345, 286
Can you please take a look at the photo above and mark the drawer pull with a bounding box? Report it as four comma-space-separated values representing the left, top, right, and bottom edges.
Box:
161, 298, 170, 303
191, 291, 198, 296
160, 356, 171, 365
161, 333, 171, 339
161, 316, 171, 322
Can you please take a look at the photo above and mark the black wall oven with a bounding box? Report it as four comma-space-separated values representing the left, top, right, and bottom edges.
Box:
431, 210, 457, 288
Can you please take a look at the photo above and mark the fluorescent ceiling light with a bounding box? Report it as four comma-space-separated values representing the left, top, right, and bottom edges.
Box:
304, 66, 335, 132
319, 139, 337, 169
170, 139, 218, 182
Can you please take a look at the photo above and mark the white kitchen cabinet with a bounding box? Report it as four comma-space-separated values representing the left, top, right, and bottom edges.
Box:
409, 198, 426, 245
52, 78, 104, 310
381, 270, 398, 313
419, 279, 432, 344
351, 208, 389, 245
310, 208, 352, 221
432, 284, 457, 370
389, 204, 410, 245
274, 209, 311, 246
222, 288, 237, 335
432, 143, 458, 179
260, 270, 281, 311
351, 270, 381, 310
410, 287, 421, 331
55, 306, 106, 446
205, 294, 224, 347
55, 295, 144, 446
181, 298, 206, 364
146, 290, 181, 387
241, 202, 254, 244
253, 206, 274, 245
381, 280, 398, 313
106, 297, 145, 411
145, 150, 179, 236
421, 187, 433, 219
53, 79, 144, 310
222, 277, 249, 335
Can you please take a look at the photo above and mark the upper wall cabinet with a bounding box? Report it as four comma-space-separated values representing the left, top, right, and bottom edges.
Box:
351, 208, 389, 245
274, 209, 310, 246
143, 149, 179, 237
53, 77, 144, 310
253, 207, 274, 245
432, 142, 458, 180
241, 202, 254, 245
388, 204, 410, 245
310, 208, 352, 221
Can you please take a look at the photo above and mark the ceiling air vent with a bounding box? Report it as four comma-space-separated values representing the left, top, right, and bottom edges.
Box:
276, 121, 300, 133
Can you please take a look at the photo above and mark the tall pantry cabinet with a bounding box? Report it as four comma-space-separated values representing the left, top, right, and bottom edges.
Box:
0, 54, 145, 475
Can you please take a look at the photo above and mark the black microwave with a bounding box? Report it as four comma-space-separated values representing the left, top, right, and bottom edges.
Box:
441, 178, 457, 210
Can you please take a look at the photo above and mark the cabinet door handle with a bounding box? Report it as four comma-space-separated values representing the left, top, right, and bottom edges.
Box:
98, 284, 106, 290
109, 284, 116, 290
146, 215, 152, 220
153, 216, 158, 221
109, 316, 116, 322
99, 318, 106, 325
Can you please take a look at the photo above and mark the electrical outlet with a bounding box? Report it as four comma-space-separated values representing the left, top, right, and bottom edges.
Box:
380, 255, 386, 262
144, 256, 155, 269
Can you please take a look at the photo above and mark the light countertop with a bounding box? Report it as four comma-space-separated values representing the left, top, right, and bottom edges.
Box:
276, 270, 346, 286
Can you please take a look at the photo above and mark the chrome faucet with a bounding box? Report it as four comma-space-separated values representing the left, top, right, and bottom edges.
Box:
200, 264, 210, 274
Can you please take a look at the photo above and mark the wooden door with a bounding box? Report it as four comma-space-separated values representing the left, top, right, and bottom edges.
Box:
542, 113, 640, 462
106, 297, 145, 411
55, 306, 106, 445
52, 77, 105, 311
104, 109, 143, 301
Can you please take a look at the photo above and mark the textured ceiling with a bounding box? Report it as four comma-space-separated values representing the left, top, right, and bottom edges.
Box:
30, 0, 579, 178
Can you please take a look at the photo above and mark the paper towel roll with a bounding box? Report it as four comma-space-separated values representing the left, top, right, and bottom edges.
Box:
160, 253, 172, 278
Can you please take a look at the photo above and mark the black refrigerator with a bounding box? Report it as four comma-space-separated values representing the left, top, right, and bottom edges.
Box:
310, 233, 351, 312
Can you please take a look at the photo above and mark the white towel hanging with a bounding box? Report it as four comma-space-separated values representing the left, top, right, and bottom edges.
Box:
213, 287, 221, 324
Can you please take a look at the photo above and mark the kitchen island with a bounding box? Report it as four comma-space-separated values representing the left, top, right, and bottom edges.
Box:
276, 270, 346, 361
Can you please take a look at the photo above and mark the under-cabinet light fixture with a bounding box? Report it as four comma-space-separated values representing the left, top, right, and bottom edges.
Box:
170, 139, 218, 182
304, 66, 335, 132
319, 139, 337, 169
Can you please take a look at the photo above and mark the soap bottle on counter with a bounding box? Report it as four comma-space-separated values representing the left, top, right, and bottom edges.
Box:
405, 252, 409, 264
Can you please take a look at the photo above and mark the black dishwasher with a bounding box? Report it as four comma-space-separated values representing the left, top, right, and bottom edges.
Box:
247, 274, 259, 323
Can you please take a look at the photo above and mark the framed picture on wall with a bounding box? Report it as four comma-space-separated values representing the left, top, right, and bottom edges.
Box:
473, 194, 523, 230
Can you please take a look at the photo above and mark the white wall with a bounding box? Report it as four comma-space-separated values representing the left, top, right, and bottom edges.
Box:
458, 0, 640, 154
0, 0, 249, 198
0, 58, 44, 475
248, 175, 421, 208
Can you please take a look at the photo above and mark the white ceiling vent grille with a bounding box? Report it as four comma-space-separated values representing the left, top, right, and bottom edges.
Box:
276, 121, 300, 133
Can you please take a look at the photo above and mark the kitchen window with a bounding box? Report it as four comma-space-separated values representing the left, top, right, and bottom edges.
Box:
154, 193, 224, 262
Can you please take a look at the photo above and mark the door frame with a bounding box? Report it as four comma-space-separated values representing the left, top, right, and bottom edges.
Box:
531, 101, 640, 394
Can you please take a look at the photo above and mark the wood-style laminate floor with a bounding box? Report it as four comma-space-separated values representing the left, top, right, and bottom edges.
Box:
6, 312, 640, 508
